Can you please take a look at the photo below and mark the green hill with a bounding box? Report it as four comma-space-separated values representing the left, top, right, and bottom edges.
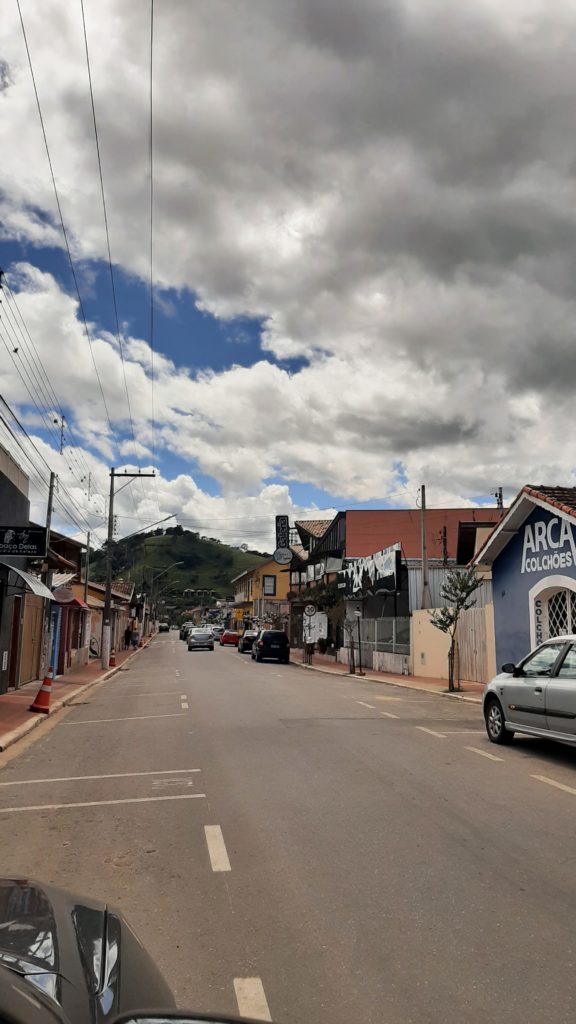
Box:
88, 526, 269, 618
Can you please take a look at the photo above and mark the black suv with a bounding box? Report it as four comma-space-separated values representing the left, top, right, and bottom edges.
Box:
251, 629, 290, 663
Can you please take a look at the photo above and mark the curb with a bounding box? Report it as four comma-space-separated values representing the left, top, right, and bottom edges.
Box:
291, 659, 483, 706
0, 640, 153, 753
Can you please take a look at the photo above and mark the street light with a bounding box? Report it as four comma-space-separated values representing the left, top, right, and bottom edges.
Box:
149, 562, 184, 621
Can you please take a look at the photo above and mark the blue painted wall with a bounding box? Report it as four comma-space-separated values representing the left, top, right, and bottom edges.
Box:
493, 505, 576, 667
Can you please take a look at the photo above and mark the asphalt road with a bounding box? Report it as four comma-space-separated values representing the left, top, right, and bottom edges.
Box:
3, 636, 576, 1023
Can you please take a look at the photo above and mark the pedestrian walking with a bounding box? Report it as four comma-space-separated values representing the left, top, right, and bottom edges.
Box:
124, 624, 132, 650
131, 628, 140, 649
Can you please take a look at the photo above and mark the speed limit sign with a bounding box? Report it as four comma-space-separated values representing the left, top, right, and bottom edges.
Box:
304, 604, 317, 617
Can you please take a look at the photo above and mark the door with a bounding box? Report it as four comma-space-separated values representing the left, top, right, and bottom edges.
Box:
505, 642, 566, 732
19, 596, 43, 684
545, 643, 576, 737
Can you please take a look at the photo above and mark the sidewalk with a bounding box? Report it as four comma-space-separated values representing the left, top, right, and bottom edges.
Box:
291, 648, 484, 702
0, 641, 152, 752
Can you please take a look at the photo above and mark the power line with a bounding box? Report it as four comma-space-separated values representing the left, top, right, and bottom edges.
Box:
15, 0, 115, 448
148, 0, 160, 516
79, 0, 146, 510
2, 276, 99, 486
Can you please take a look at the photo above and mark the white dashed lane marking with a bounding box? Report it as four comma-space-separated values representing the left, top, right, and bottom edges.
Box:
234, 978, 272, 1022
0, 769, 201, 787
532, 775, 576, 796
464, 746, 504, 762
415, 726, 446, 739
380, 711, 399, 719
64, 713, 189, 725
356, 700, 376, 710
0, 794, 206, 814
204, 825, 232, 872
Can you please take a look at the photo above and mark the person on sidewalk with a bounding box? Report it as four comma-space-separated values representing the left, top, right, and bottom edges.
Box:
131, 628, 140, 649
124, 624, 132, 650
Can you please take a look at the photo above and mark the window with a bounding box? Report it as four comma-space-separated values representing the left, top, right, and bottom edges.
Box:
548, 591, 568, 637
558, 644, 576, 678
262, 575, 276, 596
522, 643, 565, 677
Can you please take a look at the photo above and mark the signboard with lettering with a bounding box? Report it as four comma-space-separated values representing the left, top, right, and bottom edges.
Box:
520, 517, 576, 574
275, 515, 289, 549
0, 526, 47, 558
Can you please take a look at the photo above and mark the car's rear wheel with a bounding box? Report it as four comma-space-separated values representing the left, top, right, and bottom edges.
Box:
485, 698, 514, 744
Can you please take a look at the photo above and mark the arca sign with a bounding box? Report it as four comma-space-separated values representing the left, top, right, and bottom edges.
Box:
521, 516, 576, 574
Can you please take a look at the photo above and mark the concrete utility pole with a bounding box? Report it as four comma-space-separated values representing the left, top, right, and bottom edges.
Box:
496, 486, 503, 510
84, 531, 90, 604
102, 468, 155, 670
420, 484, 432, 610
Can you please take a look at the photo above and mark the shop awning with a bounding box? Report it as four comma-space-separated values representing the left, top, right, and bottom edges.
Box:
0, 562, 54, 600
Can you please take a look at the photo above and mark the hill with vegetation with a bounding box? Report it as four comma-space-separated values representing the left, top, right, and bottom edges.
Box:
89, 525, 270, 619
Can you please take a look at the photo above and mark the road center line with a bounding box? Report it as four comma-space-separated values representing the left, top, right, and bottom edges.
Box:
415, 726, 446, 739
0, 794, 206, 814
63, 713, 189, 725
464, 746, 504, 762
181, 702, 189, 710
380, 711, 399, 719
234, 978, 271, 1022
356, 701, 376, 710
532, 774, 576, 796
0, 769, 201, 787
205, 825, 232, 872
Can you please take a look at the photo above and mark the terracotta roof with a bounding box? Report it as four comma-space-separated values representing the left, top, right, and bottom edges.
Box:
110, 579, 135, 599
524, 486, 576, 518
294, 519, 332, 538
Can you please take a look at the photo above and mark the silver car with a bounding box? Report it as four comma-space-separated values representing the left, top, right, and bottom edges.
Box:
187, 629, 214, 651
484, 635, 576, 745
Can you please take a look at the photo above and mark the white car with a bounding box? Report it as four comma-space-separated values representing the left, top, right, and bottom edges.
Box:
484, 635, 576, 745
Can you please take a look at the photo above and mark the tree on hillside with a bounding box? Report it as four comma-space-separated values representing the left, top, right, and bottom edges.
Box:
430, 568, 484, 692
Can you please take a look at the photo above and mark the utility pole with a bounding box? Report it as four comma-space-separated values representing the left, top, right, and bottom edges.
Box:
44, 471, 56, 590
420, 484, 432, 610
102, 467, 155, 669
84, 531, 90, 604
41, 471, 56, 677
495, 486, 503, 511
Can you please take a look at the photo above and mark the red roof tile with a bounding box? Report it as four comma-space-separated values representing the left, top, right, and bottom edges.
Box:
294, 519, 332, 538
524, 485, 576, 519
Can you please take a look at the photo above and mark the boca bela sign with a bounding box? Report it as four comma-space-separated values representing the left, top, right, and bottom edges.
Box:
521, 517, 576, 574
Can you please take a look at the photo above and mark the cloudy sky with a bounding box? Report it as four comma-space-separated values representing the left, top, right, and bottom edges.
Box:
1, 0, 575, 549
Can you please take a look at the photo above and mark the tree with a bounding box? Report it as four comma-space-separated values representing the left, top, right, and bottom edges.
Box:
430, 568, 484, 692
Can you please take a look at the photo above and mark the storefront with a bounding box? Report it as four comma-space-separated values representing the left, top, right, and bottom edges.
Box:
475, 486, 576, 667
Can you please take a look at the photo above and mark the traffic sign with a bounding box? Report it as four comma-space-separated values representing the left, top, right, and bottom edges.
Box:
273, 546, 292, 565
304, 604, 317, 617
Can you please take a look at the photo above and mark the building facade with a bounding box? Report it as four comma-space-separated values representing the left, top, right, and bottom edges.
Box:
476, 486, 576, 668
231, 558, 291, 629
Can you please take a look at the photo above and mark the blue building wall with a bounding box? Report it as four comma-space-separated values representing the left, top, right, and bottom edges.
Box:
493, 505, 576, 667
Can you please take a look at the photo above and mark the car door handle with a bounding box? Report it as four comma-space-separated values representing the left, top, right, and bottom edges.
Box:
534, 687, 543, 693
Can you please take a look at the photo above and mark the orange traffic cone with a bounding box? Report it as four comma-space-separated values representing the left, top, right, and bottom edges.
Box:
109, 649, 116, 667
29, 667, 54, 714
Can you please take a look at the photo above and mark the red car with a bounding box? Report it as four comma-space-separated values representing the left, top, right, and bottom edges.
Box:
219, 630, 240, 647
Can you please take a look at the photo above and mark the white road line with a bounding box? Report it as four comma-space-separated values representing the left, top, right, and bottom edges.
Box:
181, 702, 189, 710
442, 730, 485, 735
373, 696, 403, 702
356, 700, 376, 710
415, 726, 446, 739
0, 769, 201, 787
0, 794, 206, 814
234, 978, 271, 1022
464, 746, 504, 762
532, 774, 576, 796
205, 825, 231, 872
380, 711, 399, 719
180, 694, 187, 699
63, 713, 189, 725
175, 670, 180, 676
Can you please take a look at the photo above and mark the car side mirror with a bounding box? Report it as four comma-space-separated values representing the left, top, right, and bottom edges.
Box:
501, 662, 516, 674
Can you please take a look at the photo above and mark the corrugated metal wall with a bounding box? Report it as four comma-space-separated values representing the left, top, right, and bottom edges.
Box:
408, 567, 492, 611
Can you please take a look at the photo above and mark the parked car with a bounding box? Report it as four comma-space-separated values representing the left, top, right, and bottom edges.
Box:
158, 622, 170, 632
238, 629, 258, 653
484, 634, 576, 746
220, 630, 240, 646
211, 626, 225, 639
180, 623, 194, 640
251, 629, 290, 663
188, 629, 214, 651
